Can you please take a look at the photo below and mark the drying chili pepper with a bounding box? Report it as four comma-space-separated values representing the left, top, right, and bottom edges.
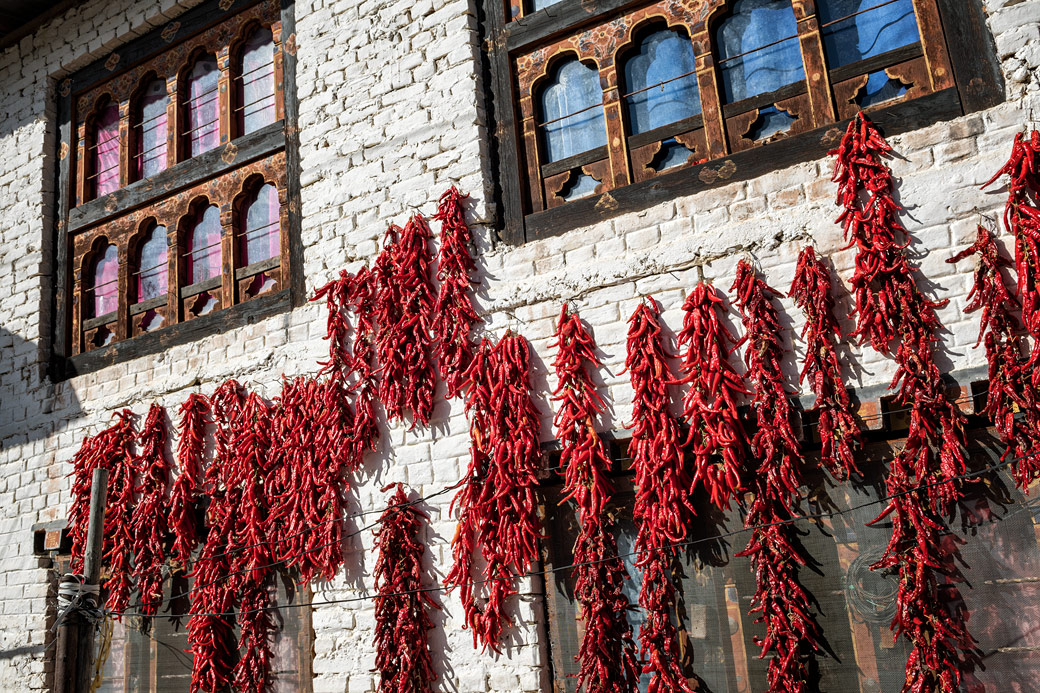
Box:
552, 305, 639, 693
790, 246, 862, 480
948, 226, 1040, 486
131, 403, 172, 619
432, 186, 480, 400
445, 333, 542, 652
375, 216, 437, 427
731, 261, 823, 693
833, 114, 982, 693
348, 266, 380, 460
373, 483, 440, 693
676, 282, 748, 508
624, 298, 696, 693
313, 268, 354, 375
982, 130, 1040, 343
170, 393, 209, 570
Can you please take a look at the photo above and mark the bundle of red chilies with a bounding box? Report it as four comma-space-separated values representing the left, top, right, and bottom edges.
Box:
63, 121, 1040, 693
833, 113, 982, 692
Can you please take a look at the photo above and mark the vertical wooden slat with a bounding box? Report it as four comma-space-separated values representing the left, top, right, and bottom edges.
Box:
118, 99, 131, 188
601, 63, 630, 190
52, 89, 74, 378
278, 183, 290, 294
280, 0, 305, 303
165, 76, 180, 167
271, 20, 286, 122
116, 243, 129, 342
933, 0, 1004, 113
691, 27, 728, 160
75, 121, 88, 206
217, 46, 233, 144
220, 206, 235, 309
166, 223, 180, 327
518, 93, 545, 213
913, 0, 956, 92
71, 268, 83, 357
793, 0, 836, 127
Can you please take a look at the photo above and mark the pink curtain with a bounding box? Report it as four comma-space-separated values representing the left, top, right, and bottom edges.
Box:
239, 27, 276, 135
92, 243, 119, 317
137, 79, 168, 179
240, 183, 280, 266
187, 56, 220, 156
93, 102, 120, 198
188, 205, 223, 284
136, 225, 168, 301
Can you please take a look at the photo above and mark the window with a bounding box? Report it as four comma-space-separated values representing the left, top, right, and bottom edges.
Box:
53, 0, 300, 377
540, 428, 1040, 692
486, 0, 1004, 243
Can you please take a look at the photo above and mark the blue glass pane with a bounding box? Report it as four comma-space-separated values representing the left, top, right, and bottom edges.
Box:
189, 205, 222, 284
560, 172, 599, 201
136, 225, 168, 302
819, 0, 919, 68
623, 30, 701, 134
530, 0, 563, 10
856, 70, 909, 108
540, 59, 606, 162
748, 105, 797, 140
717, 0, 805, 103
652, 139, 693, 171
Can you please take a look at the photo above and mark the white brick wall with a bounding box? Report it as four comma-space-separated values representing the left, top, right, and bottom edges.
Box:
1, 0, 1038, 689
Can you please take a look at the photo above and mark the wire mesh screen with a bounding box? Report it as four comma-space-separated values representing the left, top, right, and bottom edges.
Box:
93, 571, 312, 693
541, 439, 1040, 693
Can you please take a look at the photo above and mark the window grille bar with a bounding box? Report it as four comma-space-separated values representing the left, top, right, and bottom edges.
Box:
717, 33, 800, 66
620, 68, 698, 101
820, 0, 905, 30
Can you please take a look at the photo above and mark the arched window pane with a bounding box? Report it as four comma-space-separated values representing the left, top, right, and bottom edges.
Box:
91, 244, 119, 317
186, 56, 220, 157
540, 59, 606, 163
239, 27, 277, 135
136, 225, 168, 302
623, 29, 701, 135
818, 0, 919, 69
93, 101, 120, 198
136, 79, 169, 179
188, 205, 222, 284
240, 183, 280, 265
717, 0, 805, 103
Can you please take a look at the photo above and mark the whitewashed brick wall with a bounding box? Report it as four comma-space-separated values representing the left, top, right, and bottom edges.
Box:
0, 0, 1038, 690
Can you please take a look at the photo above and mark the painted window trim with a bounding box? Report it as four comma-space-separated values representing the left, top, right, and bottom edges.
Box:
50, 0, 303, 380
481, 0, 1005, 245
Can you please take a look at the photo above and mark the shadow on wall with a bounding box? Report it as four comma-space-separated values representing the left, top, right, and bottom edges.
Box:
0, 326, 82, 447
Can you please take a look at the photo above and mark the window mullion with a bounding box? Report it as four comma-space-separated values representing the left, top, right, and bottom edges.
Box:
118, 99, 131, 188
165, 75, 180, 166
272, 20, 286, 122
116, 242, 129, 343
911, 0, 955, 91
220, 206, 236, 309
794, 0, 837, 128
75, 121, 88, 206
691, 27, 728, 160
166, 225, 180, 328
72, 265, 83, 356
518, 92, 545, 213
218, 46, 233, 146
601, 62, 631, 190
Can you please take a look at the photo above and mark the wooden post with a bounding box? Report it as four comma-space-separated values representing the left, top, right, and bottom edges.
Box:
75, 467, 109, 693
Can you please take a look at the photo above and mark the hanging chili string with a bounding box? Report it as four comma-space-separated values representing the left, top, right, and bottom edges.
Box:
677, 282, 748, 509
189, 381, 243, 693
552, 305, 640, 693
789, 246, 862, 479
948, 226, 1040, 487
131, 403, 172, 619
731, 260, 823, 692
832, 113, 982, 692
624, 298, 695, 693
433, 186, 480, 400
313, 269, 354, 374
375, 216, 437, 427
170, 393, 209, 569
373, 483, 439, 693
445, 333, 542, 652
348, 266, 380, 459
982, 130, 1040, 347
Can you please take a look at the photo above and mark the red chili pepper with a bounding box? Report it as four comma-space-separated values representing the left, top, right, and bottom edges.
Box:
676, 283, 749, 508
131, 403, 173, 619
624, 298, 695, 693
432, 186, 480, 400
731, 261, 823, 692
790, 246, 863, 479
552, 305, 639, 693
373, 483, 440, 692
445, 333, 542, 652
833, 114, 983, 693
170, 393, 210, 570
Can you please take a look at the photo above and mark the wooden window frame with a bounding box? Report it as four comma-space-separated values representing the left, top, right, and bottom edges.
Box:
50, 0, 304, 380
483, 0, 1004, 244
